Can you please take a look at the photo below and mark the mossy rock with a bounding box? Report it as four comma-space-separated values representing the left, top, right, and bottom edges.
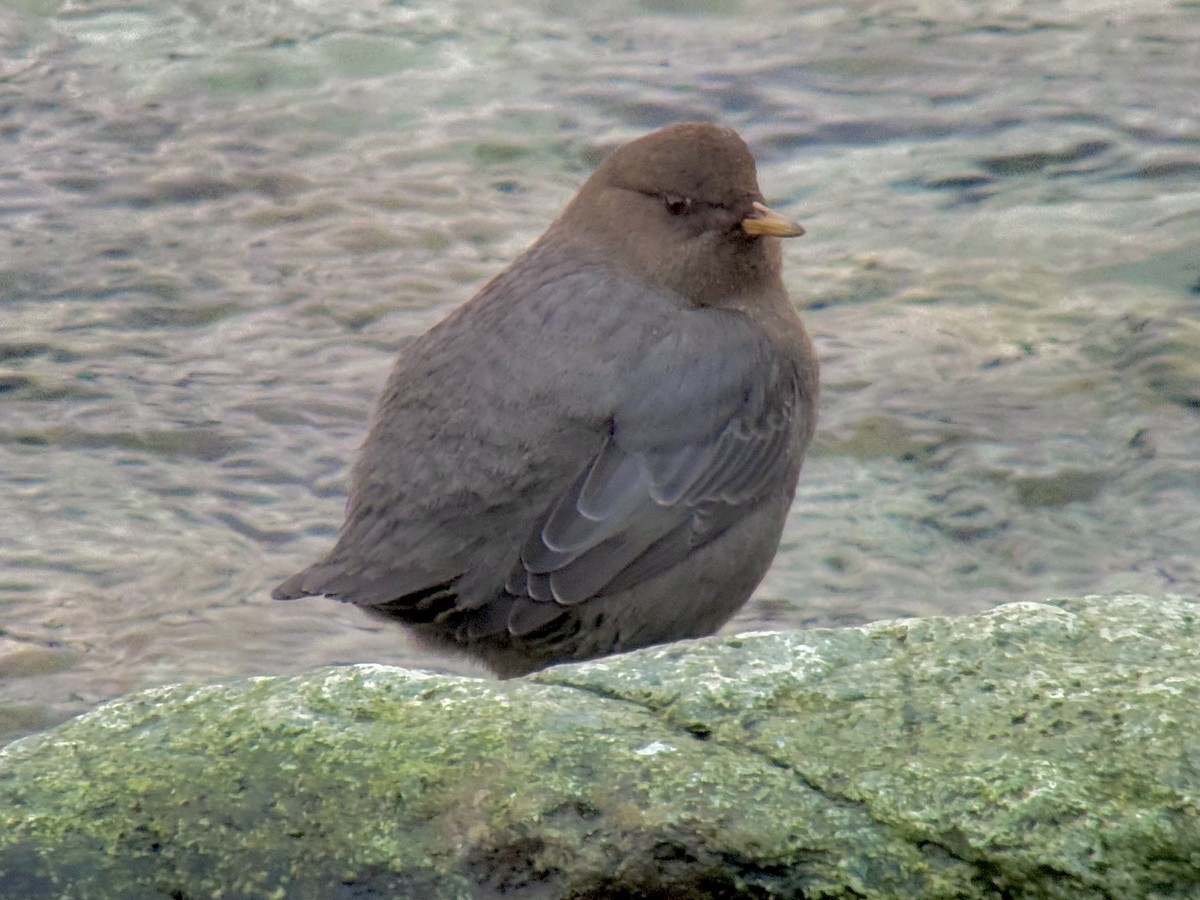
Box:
1, 594, 1198, 898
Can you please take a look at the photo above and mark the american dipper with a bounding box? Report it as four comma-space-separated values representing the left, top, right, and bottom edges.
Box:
274, 123, 818, 677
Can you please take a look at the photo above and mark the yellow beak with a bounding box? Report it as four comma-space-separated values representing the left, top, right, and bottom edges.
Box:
741, 201, 805, 238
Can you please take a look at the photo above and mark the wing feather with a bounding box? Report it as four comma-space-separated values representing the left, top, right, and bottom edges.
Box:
506, 376, 802, 625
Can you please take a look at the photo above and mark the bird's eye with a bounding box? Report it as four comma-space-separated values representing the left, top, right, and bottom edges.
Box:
663, 194, 693, 216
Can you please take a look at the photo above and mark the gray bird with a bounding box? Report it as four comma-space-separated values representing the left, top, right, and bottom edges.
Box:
274, 123, 819, 677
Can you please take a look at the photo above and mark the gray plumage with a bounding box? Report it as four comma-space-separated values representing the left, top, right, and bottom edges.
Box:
273, 123, 819, 677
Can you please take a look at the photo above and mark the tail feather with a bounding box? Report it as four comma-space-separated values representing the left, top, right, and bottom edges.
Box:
271, 568, 318, 601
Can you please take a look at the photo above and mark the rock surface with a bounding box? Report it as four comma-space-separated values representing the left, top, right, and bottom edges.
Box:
2, 594, 1199, 898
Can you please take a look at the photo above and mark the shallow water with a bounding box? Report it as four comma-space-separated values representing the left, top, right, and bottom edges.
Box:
2, 0, 1198, 741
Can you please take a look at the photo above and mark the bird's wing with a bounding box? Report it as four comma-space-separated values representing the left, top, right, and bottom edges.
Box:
273, 267, 814, 640
501, 339, 806, 632
272, 263, 672, 610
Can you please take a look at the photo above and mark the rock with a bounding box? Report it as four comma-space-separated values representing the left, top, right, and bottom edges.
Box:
2, 594, 1199, 898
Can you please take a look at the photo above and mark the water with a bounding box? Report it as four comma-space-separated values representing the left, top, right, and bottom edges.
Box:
2, 0, 1198, 741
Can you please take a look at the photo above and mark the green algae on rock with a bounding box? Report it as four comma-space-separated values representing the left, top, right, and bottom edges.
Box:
2, 594, 1199, 898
